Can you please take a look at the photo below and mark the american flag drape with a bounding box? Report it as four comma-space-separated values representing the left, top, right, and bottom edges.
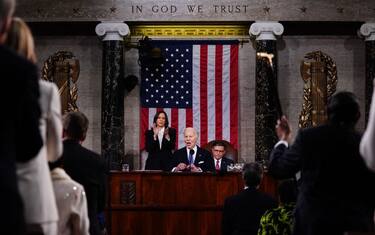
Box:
140, 40, 239, 150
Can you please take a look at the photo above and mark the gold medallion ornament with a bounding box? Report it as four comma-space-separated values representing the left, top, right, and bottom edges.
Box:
299, 51, 338, 128
42, 51, 80, 114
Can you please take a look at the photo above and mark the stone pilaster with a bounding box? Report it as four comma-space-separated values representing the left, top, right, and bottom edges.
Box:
95, 22, 129, 170
250, 21, 284, 162
359, 23, 375, 125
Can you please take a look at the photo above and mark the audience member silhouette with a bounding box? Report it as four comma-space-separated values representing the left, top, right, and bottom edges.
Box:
0, 0, 43, 233
62, 111, 107, 235
5, 17, 62, 235
222, 163, 277, 235
269, 91, 375, 235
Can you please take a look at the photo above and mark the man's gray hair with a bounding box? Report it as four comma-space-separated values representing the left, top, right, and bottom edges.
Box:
0, 0, 15, 22
184, 127, 199, 137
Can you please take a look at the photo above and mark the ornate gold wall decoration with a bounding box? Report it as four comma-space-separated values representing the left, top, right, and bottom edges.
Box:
42, 51, 80, 114
299, 51, 337, 128
130, 25, 249, 37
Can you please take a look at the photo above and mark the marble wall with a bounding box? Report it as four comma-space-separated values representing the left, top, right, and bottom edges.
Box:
34, 34, 366, 168
35, 36, 103, 153
278, 36, 366, 137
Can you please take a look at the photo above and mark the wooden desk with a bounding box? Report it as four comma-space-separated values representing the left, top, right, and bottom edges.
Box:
108, 171, 276, 235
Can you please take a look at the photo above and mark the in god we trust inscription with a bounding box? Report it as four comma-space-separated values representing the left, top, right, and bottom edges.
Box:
131, 4, 249, 14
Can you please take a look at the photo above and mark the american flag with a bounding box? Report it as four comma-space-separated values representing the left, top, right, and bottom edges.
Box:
140, 40, 239, 150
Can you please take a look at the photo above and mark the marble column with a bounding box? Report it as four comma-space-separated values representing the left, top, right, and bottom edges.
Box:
250, 21, 284, 162
95, 22, 130, 170
359, 23, 375, 124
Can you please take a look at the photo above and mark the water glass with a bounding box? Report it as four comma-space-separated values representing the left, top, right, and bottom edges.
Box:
227, 163, 234, 172
121, 163, 130, 172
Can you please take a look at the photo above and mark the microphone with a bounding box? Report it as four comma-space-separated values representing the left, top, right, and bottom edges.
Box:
189, 149, 195, 156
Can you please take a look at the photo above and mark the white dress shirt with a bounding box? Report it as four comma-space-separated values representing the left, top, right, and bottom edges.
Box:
157, 127, 165, 149
215, 158, 222, 170
274, 140, 289, 148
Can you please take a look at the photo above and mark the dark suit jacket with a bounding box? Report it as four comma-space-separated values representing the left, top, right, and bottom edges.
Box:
206, 157, 234, 173
269, 124, 375, 235
145, 127, 176, 171
171, 146, 212, 172
0, 45, 42, 234
62, 140, 107, 235
222, 187, 277, 235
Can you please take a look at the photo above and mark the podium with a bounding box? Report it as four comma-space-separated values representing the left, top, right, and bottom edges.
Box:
108, 171, 276, 235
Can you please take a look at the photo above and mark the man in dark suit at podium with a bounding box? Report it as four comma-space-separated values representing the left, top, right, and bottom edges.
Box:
171, 127, 212, 172
207, 140, 234, 173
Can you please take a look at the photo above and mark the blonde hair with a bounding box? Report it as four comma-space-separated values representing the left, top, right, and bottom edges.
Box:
5, 17, 36, 63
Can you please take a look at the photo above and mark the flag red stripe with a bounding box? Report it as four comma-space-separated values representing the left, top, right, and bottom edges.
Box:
200, 45, 208, 147
230, 44, 239, 149
186, 108, 193, 128
140, 107, 149, 150
171, 108, 179, 149
215, 45, 223, 140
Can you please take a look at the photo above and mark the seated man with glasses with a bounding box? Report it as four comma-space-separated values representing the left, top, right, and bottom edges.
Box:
207, 140, 234, 173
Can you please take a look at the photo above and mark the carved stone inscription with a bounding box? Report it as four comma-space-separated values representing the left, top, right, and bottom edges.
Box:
131, 4, 249, 14
17, 0, 375, 22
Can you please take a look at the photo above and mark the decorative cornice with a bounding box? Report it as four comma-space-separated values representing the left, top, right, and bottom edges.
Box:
359, 23, 375, 41
95, 22, 130, 41
249, 21, 284, 40
129, 25, 249, 37
15, 0, 375, 22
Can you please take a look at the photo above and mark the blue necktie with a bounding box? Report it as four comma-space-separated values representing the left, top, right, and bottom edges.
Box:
188, 149, 195, 165
189, 153, 193, 165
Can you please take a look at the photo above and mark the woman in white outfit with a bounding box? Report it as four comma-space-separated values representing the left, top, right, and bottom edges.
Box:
5, 17, 61, 234
49, 159, 90, 235
360, 79, 375, 171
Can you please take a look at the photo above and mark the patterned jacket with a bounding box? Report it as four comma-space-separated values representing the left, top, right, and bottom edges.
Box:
258, 203, 295, 235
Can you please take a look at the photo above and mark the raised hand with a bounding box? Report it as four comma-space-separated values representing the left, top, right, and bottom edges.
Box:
152, 123, 160, 135
276, 115, 291, 141
164, 127, 170, 140
152, 124, 160, 140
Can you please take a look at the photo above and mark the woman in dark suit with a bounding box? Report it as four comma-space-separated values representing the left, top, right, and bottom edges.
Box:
145, 111, 176, 171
